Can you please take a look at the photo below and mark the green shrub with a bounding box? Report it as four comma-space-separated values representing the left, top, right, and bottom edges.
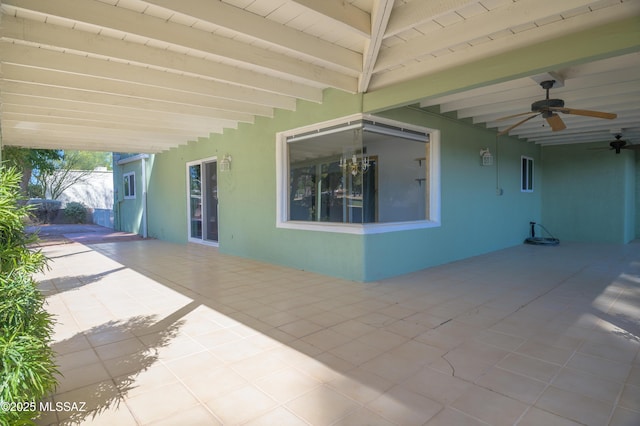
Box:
64, 202, 87, 224
0, 165, 58, 425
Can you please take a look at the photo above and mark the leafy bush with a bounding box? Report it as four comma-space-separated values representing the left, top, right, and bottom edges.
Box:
1, 166, 58, 425
64, 202, 87, 224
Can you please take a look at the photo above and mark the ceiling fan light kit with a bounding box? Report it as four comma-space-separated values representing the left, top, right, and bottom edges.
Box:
497, 80, 617, 136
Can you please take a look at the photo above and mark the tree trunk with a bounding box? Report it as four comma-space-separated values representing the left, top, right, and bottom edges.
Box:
20, 166, 32, 196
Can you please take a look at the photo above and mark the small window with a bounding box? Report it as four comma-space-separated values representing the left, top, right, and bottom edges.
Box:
123, 172, 136, 199
521, 156, 534, 192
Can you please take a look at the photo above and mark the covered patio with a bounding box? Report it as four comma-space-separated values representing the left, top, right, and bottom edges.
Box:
35, 237, 639, 425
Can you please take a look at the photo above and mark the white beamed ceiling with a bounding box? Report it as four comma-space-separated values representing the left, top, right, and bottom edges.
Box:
1, 0, 639, 153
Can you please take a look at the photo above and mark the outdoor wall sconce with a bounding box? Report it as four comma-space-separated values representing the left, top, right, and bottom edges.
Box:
480, 148, 493, 166
220, 154, 232, 171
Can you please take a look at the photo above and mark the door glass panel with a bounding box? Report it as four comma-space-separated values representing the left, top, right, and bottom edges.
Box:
204, 161, 218, 242
189, 164, 202, 239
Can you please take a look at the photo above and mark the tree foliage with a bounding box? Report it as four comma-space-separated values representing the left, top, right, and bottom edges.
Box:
0, 166, 58, 425
32, 150, 112, 200
1, 148, 62, 196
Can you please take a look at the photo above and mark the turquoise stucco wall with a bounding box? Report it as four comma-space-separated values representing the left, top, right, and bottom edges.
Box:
541, 142, 636, 244
143, 89, 542, 281
113, 156, 148, 235
145, 89, 367, 280
364, 107, 541, 281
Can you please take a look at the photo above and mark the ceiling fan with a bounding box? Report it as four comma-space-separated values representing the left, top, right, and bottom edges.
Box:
497, 80, 617, 136
595, 134, 640, 154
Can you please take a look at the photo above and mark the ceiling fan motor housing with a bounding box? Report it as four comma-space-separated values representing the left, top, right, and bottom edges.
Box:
531, 98, 564, 112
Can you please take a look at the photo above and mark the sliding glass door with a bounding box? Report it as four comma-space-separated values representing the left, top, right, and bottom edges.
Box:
187, 158, 218, 244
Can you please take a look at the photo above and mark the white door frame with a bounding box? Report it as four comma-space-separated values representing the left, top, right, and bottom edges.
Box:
186, 156, 219, 247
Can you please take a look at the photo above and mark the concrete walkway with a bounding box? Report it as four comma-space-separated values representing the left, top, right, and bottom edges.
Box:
27, 224, 144, 246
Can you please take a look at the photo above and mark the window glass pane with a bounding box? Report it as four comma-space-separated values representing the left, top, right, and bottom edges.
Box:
189, 165, 202, 239
287, 122, 428, 224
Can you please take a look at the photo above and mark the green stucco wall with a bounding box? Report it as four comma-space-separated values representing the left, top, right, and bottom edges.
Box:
114, 156, 148, 235
541, 142, 636, 244
364, 107, 541, 280
142, 89, 542, 281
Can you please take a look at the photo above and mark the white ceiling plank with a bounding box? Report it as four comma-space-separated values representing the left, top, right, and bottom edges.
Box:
1, 95, 238, 131
368, 1, 638, 90
144, 0, 362, 74
5, 0, 356, 91
290, 0, 371, 37
2, 64, 277, 118
0, 43, 297, 111
385, 0, 480, 38
1, 81, 257, 123
2, 112, 219, 139
375, 0, 605, 72
359, 0, 395, 92
1, 15, 324, 102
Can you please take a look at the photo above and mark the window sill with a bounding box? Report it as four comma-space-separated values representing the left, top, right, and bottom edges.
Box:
277, 220, 441, 235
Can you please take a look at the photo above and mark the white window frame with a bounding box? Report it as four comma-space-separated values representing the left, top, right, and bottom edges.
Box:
276, 113, 441, 235
521, 156, 534, 193
123, 172, 136, 199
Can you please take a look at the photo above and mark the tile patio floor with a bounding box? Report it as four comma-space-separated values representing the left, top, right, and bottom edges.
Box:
34, 239, 640, 425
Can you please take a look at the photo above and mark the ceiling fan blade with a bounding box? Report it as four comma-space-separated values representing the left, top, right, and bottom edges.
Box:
621, 144, 640, 150
545, 113, 566, 132
548, 107, 617, 119
495, 111, 538, 121
498, 113, 539, 136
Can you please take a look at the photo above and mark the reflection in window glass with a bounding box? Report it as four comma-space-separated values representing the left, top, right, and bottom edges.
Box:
287, 120, 429, 224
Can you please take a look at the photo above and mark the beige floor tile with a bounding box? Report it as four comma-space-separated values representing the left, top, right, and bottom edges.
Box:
609, 406, 640, 426
330, 319, 378, 339
286, 385, 361, 426
425, 407, 488, 426
517, 407, 584, 426
566, 352, 632, 383
207, 337, 269, 363
497, 352, 561, 382
254, 367, 321, 403
180, 365, 248, 402
515, 340, 574, 365
300, 328, 352, 351
146, 405, 222, 426
332, 407, 396, 426
205, 384, 278, 424
618, 383, 640, 412
125, 381, 200, 424
360, 352, 425, 383
473, 329, 526, 351
242, 406, 308, 426
163, 350, 224, 379
402, 366, 470, 405
367, 385, 442, 426
55, 362, 113, 393
329, 339, 385, 365
475, 366, 547, 404
552, 367, 623, 403
326, 367, 394, 404
229, 349, 291, 381
119, 363, 179, 398
450, 385, 528, 426
94, 337, 146, 362
356, 329, 408, 352
534, 386, 613, 426
278, 319, 325, 338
